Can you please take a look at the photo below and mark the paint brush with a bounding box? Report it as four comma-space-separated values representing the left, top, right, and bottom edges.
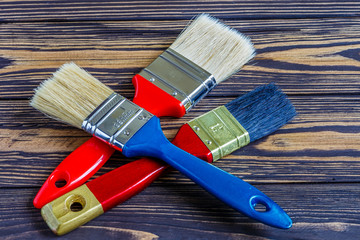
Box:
31, 63, 293, 231
40, 84, 296, 235
32, 13, 255, 208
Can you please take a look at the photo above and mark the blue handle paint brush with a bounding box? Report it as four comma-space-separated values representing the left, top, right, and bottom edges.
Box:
40, 83, 296, 235
31, 63, 293, 229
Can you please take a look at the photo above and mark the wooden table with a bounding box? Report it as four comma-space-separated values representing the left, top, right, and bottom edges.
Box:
1, 1, 360, 239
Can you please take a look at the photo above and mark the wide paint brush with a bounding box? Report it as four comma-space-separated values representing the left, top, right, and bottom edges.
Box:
31, 63, 293, 231
33, 13, 255, 208
40, 84, 296, 235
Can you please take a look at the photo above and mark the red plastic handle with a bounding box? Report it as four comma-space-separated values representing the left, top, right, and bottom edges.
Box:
86, 123, 212, 211
33, 137, 115, 208
87, 158, 168, 212
34, 74, 188, 208
132, 74, 186, 117
171, 124, 213, 163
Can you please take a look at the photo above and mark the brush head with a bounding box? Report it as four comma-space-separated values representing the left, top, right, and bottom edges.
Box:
225, 84, 296, 142
169, 13, 255, 84
30, 63, 114, 129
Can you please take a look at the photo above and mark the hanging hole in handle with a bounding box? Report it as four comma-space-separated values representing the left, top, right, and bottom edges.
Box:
70, 202, 84, 212
254, 202, 268, 212
50, 171, 70, 188
55, 179, 67, 188
250, 195, 271, 213
66, 194, 86, 212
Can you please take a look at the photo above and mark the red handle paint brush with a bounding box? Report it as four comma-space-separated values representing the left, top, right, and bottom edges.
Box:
33, 14, 255, 209
38, 83, 296, 235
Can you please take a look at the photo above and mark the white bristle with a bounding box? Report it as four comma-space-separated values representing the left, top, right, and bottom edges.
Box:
30, 63, 114, 128
170, 14, 255, 83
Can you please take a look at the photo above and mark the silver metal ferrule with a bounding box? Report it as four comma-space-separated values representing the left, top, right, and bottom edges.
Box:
81, 93, 154, 150
138, 48, 216, 112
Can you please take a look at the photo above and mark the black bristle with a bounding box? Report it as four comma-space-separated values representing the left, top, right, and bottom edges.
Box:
224, 84, 296, 142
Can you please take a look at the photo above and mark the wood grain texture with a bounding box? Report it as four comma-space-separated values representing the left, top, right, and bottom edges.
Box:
1, 18, 360, 99
1, 0, 360, 22
1, 95, 359, 187
0, 183, 359, 239
1, 0, 360, 239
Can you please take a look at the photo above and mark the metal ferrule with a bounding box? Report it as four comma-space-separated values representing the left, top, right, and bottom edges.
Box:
82, 93, 154, 151
138, 48, 216, 112
188, 106, 250, 161
41, 185, 104, 236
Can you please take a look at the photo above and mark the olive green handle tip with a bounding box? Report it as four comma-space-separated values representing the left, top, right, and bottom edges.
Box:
41, 203, 61, 235
41, 185, 104, 236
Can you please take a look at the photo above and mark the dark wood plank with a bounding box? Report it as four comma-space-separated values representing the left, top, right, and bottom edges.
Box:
0, 183, 359, 239
1, 0, 360, 22
1, 95, 359, 187
1, 18, 360, 100
1, 1, 359, 239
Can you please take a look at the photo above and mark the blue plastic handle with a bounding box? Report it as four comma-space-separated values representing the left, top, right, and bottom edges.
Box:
123, 116, 292, 229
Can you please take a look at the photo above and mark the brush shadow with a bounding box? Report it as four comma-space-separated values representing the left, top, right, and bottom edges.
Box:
153, 177, 267, 236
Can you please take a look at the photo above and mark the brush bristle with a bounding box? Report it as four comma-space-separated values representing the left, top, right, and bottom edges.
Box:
169, 13, 255, 83
225, 84, 296, 142
30, 63, 114, 128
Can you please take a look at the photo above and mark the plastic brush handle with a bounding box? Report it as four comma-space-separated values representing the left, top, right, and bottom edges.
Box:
87, 158, 168, 212
123, 117, 292, 229
33, 137, 115, 208
132, 74, 186, 117
33, 74, 188, 208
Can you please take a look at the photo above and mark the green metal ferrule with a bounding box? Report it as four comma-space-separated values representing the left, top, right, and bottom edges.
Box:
188, 105, 250, 161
